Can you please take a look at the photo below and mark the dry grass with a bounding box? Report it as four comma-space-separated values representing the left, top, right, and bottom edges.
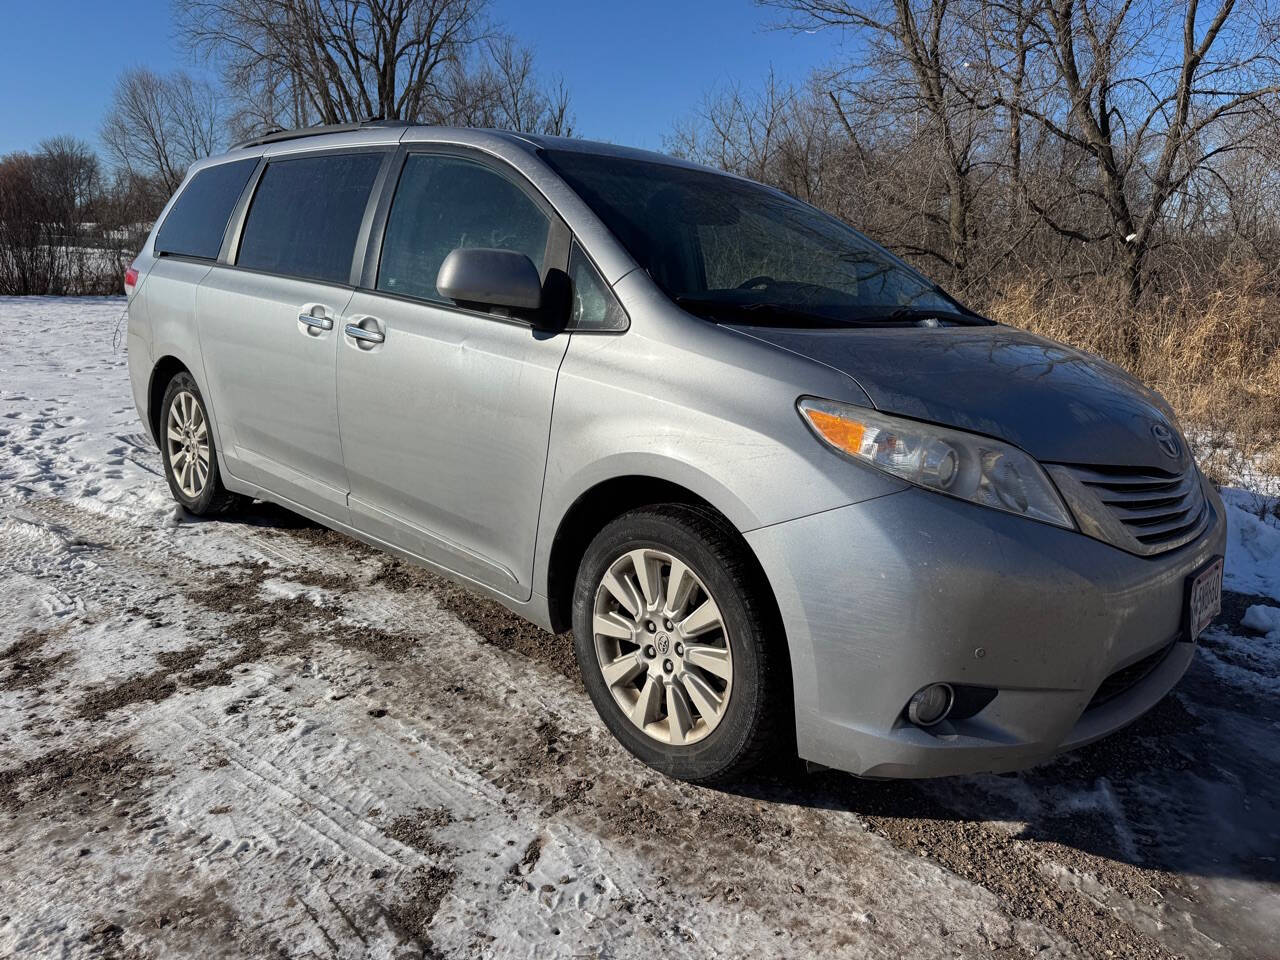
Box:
986, 261, 1280, 490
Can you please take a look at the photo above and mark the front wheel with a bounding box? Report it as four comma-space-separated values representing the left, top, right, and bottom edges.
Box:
159, 371, 245, 517
571, 504, 787, 784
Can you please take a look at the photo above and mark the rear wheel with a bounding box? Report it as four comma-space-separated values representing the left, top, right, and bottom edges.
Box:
159, 371, 245, 516
572, 504, 786, 784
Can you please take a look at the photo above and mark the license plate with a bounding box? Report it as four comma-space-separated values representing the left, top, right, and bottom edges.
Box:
1188, 557, 1223, 641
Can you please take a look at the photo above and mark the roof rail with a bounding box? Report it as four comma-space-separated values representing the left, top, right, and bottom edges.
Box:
231, 118, 411, 150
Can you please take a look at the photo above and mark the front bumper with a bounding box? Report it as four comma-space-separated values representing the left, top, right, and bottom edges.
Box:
745, 475, 1227, 778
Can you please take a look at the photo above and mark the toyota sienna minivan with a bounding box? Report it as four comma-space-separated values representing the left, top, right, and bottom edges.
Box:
124, 121, 1226, 783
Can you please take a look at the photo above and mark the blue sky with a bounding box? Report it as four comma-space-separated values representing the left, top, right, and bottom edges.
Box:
0, 0, 852, 158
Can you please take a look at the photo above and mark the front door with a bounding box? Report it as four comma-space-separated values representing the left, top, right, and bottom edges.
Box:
336, 151, 569, 599
196, 150, 386, 519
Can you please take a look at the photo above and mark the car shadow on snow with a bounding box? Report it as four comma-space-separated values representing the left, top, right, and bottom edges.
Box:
203, 500, 326, 530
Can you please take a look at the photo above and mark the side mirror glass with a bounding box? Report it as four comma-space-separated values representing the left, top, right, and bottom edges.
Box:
436, 247, 542, 312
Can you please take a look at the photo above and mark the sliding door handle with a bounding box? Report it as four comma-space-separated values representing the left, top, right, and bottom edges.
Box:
298, 303, 335, 334
298, 312, 334, 331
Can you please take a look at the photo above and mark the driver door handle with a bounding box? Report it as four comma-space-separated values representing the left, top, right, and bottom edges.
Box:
344, 322, 385, 345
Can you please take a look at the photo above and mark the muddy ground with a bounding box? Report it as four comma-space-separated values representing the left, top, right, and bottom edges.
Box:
1, 495, 1277, 959
2, 298, 1278, 959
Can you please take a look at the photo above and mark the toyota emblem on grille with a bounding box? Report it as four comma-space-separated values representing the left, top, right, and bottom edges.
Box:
1150, 422, 1181, 459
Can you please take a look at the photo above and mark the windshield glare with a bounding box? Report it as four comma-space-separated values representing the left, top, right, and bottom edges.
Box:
543, 149, 967, 327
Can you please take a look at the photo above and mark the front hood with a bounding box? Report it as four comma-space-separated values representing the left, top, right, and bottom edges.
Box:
732, 324, 1191, 471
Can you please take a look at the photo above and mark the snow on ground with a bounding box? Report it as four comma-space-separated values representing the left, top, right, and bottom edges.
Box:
1241, 603, 1280, 638
1220, 487, 1280, 601
1, 296, 1278, 960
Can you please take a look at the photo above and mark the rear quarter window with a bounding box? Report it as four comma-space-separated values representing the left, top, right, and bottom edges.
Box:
153, 158, 259, 260
237, 152, 384, 285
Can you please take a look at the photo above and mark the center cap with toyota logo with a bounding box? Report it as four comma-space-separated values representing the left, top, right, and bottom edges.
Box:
656, 634, 670, 655
1150, 421, 1182, 460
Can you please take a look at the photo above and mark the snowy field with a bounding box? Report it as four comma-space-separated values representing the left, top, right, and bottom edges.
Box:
1, 296, 1279, 960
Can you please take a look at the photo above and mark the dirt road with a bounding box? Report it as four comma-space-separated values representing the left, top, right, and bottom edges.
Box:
2, 298, 1278, 959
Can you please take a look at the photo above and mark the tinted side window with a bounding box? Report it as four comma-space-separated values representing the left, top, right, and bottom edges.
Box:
238, 152, 383, 284
378, 154, 550, 303
568, 243, 627, 331
154, 158, 258, 260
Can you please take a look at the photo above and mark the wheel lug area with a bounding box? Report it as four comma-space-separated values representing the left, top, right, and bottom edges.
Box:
674, 641, 684, 656
644, 645, 656, 659
662, 659, 673, 674
664, 618, 674, 631
646, 621, 656, 633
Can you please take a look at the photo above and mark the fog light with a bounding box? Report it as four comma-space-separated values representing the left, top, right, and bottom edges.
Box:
907, 683, 954, 727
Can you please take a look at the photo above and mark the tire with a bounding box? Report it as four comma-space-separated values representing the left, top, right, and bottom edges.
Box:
158, 371, 245, 517
571, 504, 788, 784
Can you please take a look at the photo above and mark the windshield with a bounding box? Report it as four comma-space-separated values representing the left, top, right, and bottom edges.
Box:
542, 149, 985, 328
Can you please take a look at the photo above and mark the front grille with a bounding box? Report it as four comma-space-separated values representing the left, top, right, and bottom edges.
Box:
1048, 463, 1210, 556
1086, 641, 1175, 710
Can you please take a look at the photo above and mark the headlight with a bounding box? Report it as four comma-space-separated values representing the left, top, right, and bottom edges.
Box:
798, 397, 1075, 529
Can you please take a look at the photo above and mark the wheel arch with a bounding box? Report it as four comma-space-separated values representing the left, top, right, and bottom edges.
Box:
147, 355, 192, 446
544, 474, 797, 766
542, 475, 785, 650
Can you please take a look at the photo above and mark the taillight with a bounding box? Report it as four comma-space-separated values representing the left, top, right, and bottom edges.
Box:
124, 264, 139, 297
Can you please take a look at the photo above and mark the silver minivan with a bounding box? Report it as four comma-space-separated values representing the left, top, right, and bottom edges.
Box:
125, 122, 1226, 783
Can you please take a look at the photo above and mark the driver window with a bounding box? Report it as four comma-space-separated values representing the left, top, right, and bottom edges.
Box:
378, 154, 551, 304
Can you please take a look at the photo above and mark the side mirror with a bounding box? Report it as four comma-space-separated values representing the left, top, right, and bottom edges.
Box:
436, 247, 542, 312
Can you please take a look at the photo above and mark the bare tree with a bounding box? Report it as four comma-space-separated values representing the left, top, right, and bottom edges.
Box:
964, 0, 1280, 303
101, 68, 224, 196
715, 0, 1280, 303
763, 1, 990, 283
36, 136, 102, 239
435, 36, 575, 134
0, 139, 109, 295
671, 72, 802, 182
669, 79, 755, 171
0, 152, 59, 295
177, 0, 489, 130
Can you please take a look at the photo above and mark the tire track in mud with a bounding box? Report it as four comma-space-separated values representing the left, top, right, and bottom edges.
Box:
3, 497, 1061, 957
0, 495, 1240, 958
340, 567, 1234, 958
146, 668, 818, 957
854, 799, 1184, 960
261, 518, 1220, 959
0, 625, 73, 693
0, 506, 1150, 957
191, 550, 1071, 954
155, 712, 428, 870
0, 502, 786, 954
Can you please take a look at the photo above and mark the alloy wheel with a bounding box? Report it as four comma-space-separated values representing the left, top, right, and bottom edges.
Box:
166, 390, 210, 499
592, 548, 733, 745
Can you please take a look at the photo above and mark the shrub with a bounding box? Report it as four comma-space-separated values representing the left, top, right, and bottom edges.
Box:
987, 262, 1280, 488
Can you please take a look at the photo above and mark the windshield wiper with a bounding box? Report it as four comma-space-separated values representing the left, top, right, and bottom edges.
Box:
674, 296, 994, 329
675, 296, 888, 328
926, 283, 992, 323
876, 304, 993, 326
